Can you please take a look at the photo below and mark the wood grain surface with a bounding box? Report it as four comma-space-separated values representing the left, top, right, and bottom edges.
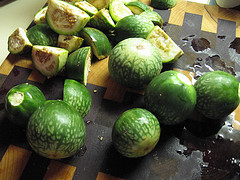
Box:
0, 0, 240, 179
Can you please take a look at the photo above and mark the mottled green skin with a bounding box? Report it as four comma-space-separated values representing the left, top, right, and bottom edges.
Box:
194, 71, 240, 119
139, 10, 163, 28
125, 1, 151, 14
63, 79, 92, 117
115, 15, 154, 43
66, 46, 91, 85
108, 38, 162, 89
27, 24, 58, 46
144, 70, 197, 125
27, 100, 86, 159
150, 0, 177, 10
87, 9, 115, 32
5, 83, 46, 127
112, 108, 160, 158
79, 27, 111, 60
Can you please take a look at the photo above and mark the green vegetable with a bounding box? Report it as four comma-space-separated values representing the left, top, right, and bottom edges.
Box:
27, 100, 86, 159
108, 38, 162, 89
31, 45, 68, 77
34, 6, 48, 24
46, 0, 90, 35
5, 83, 46, 127
140, 10, 163, 28
61, 0, 78, 4
8, 27, 32, 54
66, 46, 92, 85
109, 0, 133, 22
57, 35, 84, 53
125, 1, 151, 15
146, 25, 184, 63
63, 79, 92, 117
115, 15, 154, 43
87, 8, 115, 32
144, 70, 197, 125
122, 0, 138, 4
75, 1, 98, 16
86, 0, 111, 10
27, 24, 58, 46
150, 0, 178, 10
79, 27, 111, 60
194, 71, 240, 119
112, 108, 160, 158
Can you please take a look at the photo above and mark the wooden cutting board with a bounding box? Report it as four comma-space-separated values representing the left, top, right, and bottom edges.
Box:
0, 0, 240, 179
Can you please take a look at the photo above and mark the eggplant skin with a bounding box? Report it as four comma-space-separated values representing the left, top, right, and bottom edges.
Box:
5, 83, 46, 127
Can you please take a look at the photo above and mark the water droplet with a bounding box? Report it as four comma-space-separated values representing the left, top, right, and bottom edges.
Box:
207, 150, 211, 154
191, 38, 211, 52
176, 150, 183, 155
193, 62, 202, 68
217, 35, 226, 39
182, 34, 195, 41
205, 55, 236, 76
230, 158, 240, 167
201, 162, 209, 168
85, 120, 93, 125
217, 134, 224, 140
183, 148, 193, 156
75, 145, 87, 157
229, 38, 240, 54
153, 156, 159, 161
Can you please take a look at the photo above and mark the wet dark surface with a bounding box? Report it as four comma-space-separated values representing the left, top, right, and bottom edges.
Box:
148, 11, 240, 179
191, 38, 211, 52
205, 55, 236, 75
0, 65, 240, 180
230, 38, 240, 54
190, 55, 236, 79
0, 7, 240, 180
182, 34, 195, 41
217, 35, 226, 40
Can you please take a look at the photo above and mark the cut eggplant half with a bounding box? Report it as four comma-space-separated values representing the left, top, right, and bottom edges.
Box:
8, 27, 32, 54
46, 0, 90, 35
32, 45, 69, 77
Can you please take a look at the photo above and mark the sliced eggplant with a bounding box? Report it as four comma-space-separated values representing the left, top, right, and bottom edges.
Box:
32, 45, 68, 77
8, 27, 32, 54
